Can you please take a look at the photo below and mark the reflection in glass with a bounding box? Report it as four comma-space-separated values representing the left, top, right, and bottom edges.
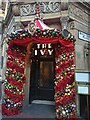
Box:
39, 61, 54, 88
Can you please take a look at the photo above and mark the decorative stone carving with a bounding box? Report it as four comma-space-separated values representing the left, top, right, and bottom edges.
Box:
11, 1, 69, 16
28, 21, 36, 35
61, 0, 68, 10
60, 16, 69, 29
12, 4, 20, 16
20, 2, 61, 16
69, 21, 75, 30
40, 2, 60, 13
20, 3, 36, 16
84, 43, 90, 56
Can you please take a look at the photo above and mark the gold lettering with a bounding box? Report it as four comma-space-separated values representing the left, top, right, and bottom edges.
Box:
35, 50, 38, 55
40, 49, 46, 55
42, 44, 47, 48
48, 44, 52, 48
37, 44, 41, 49
48, 49, 53, 55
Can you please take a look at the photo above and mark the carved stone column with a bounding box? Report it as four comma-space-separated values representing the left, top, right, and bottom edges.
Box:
84, 43, 90, 70
60, 16, 69, 30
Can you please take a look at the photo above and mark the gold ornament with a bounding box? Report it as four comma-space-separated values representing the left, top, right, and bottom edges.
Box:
28, 21, 36, 35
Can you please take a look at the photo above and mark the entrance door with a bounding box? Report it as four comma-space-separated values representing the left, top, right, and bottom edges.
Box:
30, 59, 55, 103
37, 60, 54, 100
29, 43, 55, 103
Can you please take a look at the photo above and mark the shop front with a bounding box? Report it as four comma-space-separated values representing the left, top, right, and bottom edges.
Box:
2, 18, 76, 119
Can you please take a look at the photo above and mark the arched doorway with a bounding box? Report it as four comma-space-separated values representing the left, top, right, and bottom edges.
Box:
2, 19, 76, 119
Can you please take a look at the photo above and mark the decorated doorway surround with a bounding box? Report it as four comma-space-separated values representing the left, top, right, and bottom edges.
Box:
2, 19, 76, 119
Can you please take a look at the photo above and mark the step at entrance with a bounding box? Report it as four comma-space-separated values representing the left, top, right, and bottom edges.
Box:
32, 100, 55, 105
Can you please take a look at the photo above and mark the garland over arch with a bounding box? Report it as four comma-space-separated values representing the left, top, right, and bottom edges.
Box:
2, 28, 77, 119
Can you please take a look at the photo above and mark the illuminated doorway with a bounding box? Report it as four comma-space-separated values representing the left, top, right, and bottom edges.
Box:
29, 43, 55, 103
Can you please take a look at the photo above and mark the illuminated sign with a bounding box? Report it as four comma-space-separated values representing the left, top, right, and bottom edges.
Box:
34, 43, 54, 56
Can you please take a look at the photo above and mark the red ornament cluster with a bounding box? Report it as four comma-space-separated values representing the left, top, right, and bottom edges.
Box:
55, 44, 77, 119
2, 45, 26, 116
2, 27, 76, 119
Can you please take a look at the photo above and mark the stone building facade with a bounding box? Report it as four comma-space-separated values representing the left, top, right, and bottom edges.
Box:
0, 0, 90, 119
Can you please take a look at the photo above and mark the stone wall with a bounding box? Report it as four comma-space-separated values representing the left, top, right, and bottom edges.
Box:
68, 2, 90, 72
0, 1, 90, 116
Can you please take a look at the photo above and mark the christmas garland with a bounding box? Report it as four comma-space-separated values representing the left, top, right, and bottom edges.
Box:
55, 44, 76, 119
2, 28, 76, 119
2, 45, 26, 116
8, 28, 75, 42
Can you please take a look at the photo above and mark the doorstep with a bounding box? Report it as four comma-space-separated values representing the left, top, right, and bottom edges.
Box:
32, 100, 55, 105
2, 102, 56, 119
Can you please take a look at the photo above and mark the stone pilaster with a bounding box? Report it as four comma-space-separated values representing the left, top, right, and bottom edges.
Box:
60, 16, 69, 30
0, 16, 3, 120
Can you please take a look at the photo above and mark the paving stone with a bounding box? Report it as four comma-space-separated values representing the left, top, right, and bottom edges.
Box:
2, 103, 56, 119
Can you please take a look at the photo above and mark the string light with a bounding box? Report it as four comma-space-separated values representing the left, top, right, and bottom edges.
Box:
3, 25, 76, 119
8, 28, 76, 42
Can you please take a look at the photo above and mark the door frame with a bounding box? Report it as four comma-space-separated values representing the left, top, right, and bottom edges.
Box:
29, 43, 55, 103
